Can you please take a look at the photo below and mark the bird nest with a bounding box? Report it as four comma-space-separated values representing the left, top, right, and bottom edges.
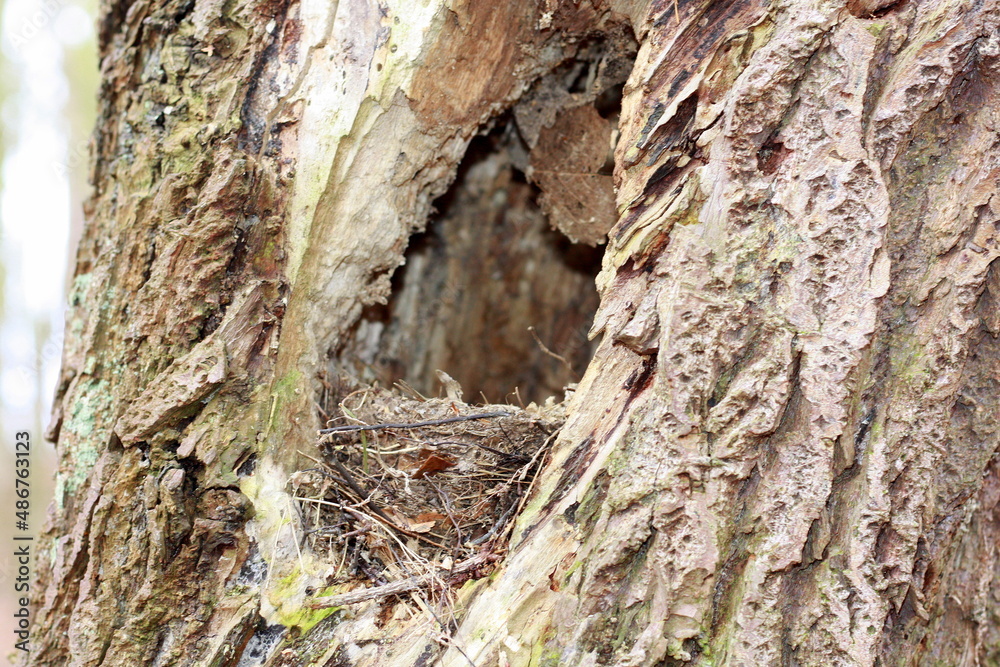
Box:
291, 380, 565, 609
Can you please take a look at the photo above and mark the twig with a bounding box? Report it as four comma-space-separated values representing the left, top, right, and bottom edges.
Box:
394, 380, 429, 401
419, 591, 477, 667
334, 528, 350, 578
427, 479, 463, 552
422, 439, 531, 463
287, 496, 305, 568
295, 467, 351, 492
308, 553, 495, 608
296, 450, 327, 467
340, 405, 371, 473
318, 411, 511, 435
305, 523, 348, 537
528, 326, 576, 377
326, 459, 446, 548
467, 500, 517, 546
328, 459, 388, 518
493, 431, 559, 547
264, 504, 287, 591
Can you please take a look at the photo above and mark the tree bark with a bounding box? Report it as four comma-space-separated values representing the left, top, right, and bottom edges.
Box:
27, 0, 1000, 666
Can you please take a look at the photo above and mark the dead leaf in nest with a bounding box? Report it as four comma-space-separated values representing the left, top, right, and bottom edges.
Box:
381, 507, 444, 533
413, 449, 456, 479
381, 508, 408, 525
409, 521, 436, 533
303, 381, 567, 595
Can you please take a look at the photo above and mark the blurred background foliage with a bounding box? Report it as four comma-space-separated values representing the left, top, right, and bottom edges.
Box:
0, 0, 97, 660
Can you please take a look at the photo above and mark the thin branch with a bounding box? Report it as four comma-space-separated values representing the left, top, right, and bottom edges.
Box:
325, 460, 447, 549
467, 500, 517, 546
421, 439, 531, 463
418, 590, 477, 667
308, 553, 495, 608
318, 411, 512, 435
528, 326, 576, 378
427, 478, 463, 551
328, 458, 388, 520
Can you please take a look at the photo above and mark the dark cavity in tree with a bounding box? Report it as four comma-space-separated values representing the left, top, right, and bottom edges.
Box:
338, 119, 606, 405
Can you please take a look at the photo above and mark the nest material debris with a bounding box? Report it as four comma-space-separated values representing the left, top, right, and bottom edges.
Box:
292, 381, 566, 608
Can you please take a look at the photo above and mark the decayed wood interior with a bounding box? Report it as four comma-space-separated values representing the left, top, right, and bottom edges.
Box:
334, 79, 627, 405
339, 140, 598, 403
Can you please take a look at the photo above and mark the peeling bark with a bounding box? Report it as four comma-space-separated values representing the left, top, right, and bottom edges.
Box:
27, 0, 1000, 666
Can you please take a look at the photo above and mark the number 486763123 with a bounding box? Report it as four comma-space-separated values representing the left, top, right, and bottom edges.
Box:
14, 432, 29, 530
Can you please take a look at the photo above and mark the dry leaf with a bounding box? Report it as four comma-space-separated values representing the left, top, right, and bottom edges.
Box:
409, 521, 436, 533
413, 449, 456, 479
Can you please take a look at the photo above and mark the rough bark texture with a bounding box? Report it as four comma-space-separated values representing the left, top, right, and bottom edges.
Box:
28, 0, 1000, 666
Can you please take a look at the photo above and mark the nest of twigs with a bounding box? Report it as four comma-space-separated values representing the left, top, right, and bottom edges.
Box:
291, 379, 565, 608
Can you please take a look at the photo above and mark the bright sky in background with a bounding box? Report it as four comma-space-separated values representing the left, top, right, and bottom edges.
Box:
1, 0, 92, 433
0, 0, 95, 660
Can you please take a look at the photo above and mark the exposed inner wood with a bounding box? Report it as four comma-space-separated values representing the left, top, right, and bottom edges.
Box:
336, 127, 604, 405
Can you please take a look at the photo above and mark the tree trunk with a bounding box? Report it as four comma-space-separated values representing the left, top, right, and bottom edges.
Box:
27, 0, 1000, 665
